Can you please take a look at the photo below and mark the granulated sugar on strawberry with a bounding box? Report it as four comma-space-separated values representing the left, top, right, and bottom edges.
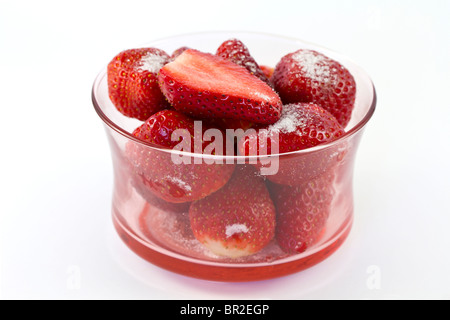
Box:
238, 102, 345, 186
272, 49, 356, 127
216, 39, 270, 84
269, 171, 335, 253
189, 165, 276, 258
158, 49, 282, 125
107, 48, 171, 121
126, 109, 235, 203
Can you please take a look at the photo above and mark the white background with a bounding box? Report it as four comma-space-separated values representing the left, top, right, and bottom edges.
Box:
1, 0, 449, 300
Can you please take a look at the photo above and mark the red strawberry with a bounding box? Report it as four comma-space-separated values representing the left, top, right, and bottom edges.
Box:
126, 110, 235, 203
171, 46, 190, 60
189, 165, 276, 258
272, 49, 356, 127
139, 205, 205, 258
131, 175, 191, 213
158, 49, 282, 125
238, 102, 346, 186
108, 134, 133, 201
260, 65, 274, 80
206, 118, 254, 131
239, 102, 344, 154
269, 171, 335, 253
141, 207, 193, 242
107, 48, 170, 121
216, 39, 270, 84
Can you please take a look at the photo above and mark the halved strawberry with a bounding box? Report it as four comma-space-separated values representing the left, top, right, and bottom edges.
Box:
238, 102, 346, 186
158, 49, 282, 125
269, 171, 335, 253
189, 165, 276, 258
272, 49, 356, 127
126, 110, 235, 203
216, 39, 270, 84
107, 48, 171, 121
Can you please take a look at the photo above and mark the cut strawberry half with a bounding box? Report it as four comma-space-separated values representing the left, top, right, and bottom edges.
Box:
126, 110, 235, 203
107, 48, 171, 121
272, 49, 356, 127
189, 165, 276, 258
158, 49, 282, 125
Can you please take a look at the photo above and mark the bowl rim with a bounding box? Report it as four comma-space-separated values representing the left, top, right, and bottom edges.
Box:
91, 31, 376, 160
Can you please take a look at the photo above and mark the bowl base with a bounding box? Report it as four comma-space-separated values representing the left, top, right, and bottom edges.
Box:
112, 208, 353, 282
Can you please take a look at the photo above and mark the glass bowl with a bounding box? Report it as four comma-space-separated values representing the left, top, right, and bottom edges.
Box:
92, 31, 376, 282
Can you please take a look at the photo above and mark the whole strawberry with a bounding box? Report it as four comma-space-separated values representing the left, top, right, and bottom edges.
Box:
270, 171, 335, 253
139, 206, 204, 259
126, 110, 235, 203
170, 46, 190, 60
260, 65, 274, 80
205, 117, 254, 131
216, 39, 270, 84
131, 175, 191, 213
238, 102, 346, 186
107, 48, 170, 121
189, 165, 276, 258
272, 49, 356, 127
158, 49, 282, 125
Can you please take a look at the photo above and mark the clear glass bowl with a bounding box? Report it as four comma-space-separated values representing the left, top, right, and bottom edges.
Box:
92, 31, 376, 282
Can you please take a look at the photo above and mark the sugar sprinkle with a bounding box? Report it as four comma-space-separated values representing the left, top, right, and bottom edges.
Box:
291, 50, 334, 84
268, 103, 305, 134
165, 176, 192, 192
225, 224, 249, 238
138, 52, 166, 73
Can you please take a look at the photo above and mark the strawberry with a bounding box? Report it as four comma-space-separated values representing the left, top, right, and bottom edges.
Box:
189, 165, 276, 258
126, 110, 235, 203
107, 48, 170, 121
206, 118, 254, 131
238, 102, 345, 186
141, 208, 193, 242
131, 175, 191, 213
158, 49, 282, 125
239, 102, 345, 154
171, 46, 190, 60
260, 65, 274, 80
272, 49, 356, 127
216, 39, 270, 84
269, 171, 335, 253
108, 135, 133, 201
139, 205, 205, 258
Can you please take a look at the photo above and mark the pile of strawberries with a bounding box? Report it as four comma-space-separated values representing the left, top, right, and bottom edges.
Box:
107, 38, 356, 258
